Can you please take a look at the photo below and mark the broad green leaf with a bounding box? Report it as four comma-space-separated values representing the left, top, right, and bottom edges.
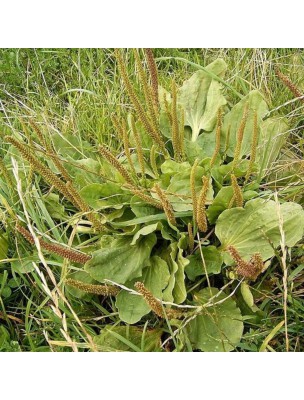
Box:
80, 182, 131, 210
161, 243, 179, 303
116, 256, 170, 324
256, 117, 288, 178
187, 287, 244, 351
7, 277, 21, 289
129, 154, 155, 178
185, 246, 223, 281
51, 132, 94, 160
65, 158, 102, 188
178, 59, 227, 141
162, 236, 189, 304
0, 326, 10, 347
116, 290, 149, 324
94, 325, 162, 352
215, 198, 304, 263
160, 159, 191, 175
206, 186, 234, 224
11, 253, 39, 274
240, 282, 254, 308
85, 234, 157, 284
216, 159, 251, 180
184, 129, 219, 163
111, 211, 193, 227
173, 235, 190, 303
1, 286, 11, 298
221, 90, 268, 157
131, 223, 161, 245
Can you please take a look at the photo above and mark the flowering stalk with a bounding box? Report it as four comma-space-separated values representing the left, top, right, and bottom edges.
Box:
130, 114, 146, 180
232, 103, 249, 170
112, 115, 137, 177
134, 282, 184, 319
154, 184, 176, 226
150, 144, 159, 178
99, 144, 135, 185
66, 279, 119, 296
231, 174, 243, 207
16, 224, 91, 264
6, 136, 76, 205
144, 48, 159, 112
190, 159, 199, 225
115, 49, 166, 154
275, 67, 304, 102
188, 222, 194, 252
227, 245, 264, 281
28, 119, 71, 182
133, 49, 158, 132
197, 176, 209, 232
125, 184, 163, 210
0, 157, 14, 190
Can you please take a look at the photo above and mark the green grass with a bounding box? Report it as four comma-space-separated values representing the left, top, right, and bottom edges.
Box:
0, 48, 303, 352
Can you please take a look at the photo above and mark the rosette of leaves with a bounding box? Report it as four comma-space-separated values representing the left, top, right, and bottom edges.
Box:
8, 49, 304, 351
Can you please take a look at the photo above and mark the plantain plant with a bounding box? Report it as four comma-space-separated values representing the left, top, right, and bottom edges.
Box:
2, 49, 304, 351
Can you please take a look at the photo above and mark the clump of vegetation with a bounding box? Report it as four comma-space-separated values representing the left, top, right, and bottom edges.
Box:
0, 49, 303, 352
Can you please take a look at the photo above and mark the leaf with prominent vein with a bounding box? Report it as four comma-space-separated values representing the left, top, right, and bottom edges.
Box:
187, 287, 243, 352
178, 59, 227, 141
85, 234, 157, 284
215, 198, 304, 263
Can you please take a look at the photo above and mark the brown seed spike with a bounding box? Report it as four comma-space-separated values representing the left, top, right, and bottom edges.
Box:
154, 184, 176, 226
188, 222, 194, 252
130, 114, 146, 179
125, 184, 163, 210
0, 157, 14, 190
150, 144, 159, 178
232, 103, 249, 171
135, 282, 164, 318
99, 144, 134, 185
16, 223, 35, 245
163, 92, 173, 125
197, 176, 209, 232
227, 246, 264, 281
6, 136, 76, 205
115, 49, 166, 154
231, 174, 243, 207
133, 49, 158, 132
275, 67, 304, 102
16, 223, 92, 264
190, 159, 199, 225
66, 279, 119, 296
135, 282, 186, 319
144, 49, 159, 112
112, 115, 137, 178
27, 119, 71, 182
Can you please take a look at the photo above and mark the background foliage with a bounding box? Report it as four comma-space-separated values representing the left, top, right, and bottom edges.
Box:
0, 48, 303, 352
